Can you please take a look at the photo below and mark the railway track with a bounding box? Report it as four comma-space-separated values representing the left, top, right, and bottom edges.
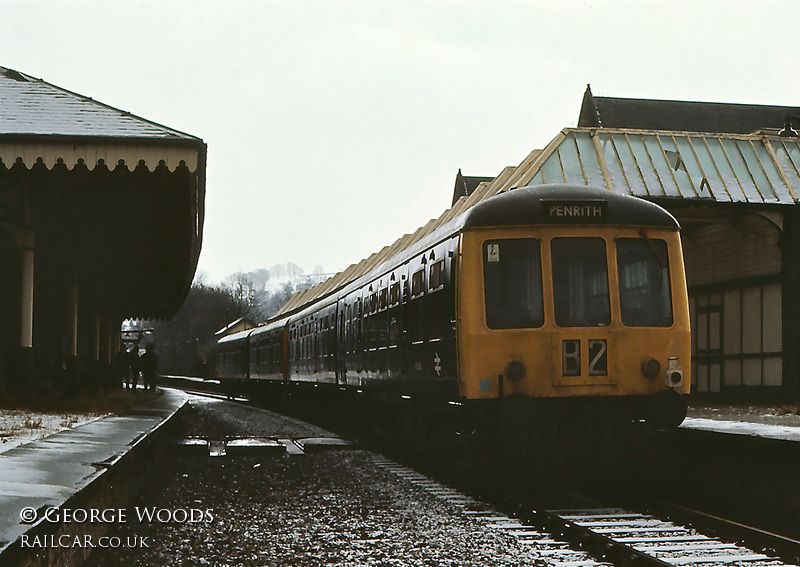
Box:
159, 375, 249, 402
372, 455, 800, 567
162, 377, 800, 567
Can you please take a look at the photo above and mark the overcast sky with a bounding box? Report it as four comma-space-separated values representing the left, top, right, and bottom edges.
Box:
2, 1, 798, 283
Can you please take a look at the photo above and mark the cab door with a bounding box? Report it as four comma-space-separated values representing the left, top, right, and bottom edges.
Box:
336, 298, 347, 385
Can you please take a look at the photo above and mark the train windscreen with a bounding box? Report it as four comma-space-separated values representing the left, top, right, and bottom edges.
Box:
551, 237, 611, 327
616, 238, 673, 327
483, 239, 544, 329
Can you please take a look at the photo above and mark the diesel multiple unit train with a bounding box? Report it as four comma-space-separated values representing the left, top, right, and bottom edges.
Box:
217, 184, 691, 444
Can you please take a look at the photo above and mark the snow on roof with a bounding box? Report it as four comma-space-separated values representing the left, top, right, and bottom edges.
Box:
0, 66, 199, 140
214, 317, 255, 337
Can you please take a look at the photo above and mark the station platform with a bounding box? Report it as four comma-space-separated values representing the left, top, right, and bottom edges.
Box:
0, 388, 188, 561
684, 402, 800, 442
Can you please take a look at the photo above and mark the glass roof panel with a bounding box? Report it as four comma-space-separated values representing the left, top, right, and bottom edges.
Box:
659, 134, 698, 198
540, 148, 566, 184
597, 133, 629, 194
626, 133, 664, 197
673, 136, 714, 199
707, 138, 748, 202
555, 137, 587, 185
611, 133, 647, 195
770, 139, 800, 195
687, 136, 732, 202
721, 139, 763, 202
643, 135, 681, 198
752, 141, 792, 203
738, 140, 772, 201
573, 132, 605, 187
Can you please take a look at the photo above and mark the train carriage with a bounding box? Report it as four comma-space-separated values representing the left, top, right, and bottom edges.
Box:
458, 184, 690, 428
249, 319, 288, 382
218, 184, 690, 436
216, 327, 252, 395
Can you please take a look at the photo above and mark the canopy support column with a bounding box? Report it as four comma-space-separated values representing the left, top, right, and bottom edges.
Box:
19, 229, 35, 390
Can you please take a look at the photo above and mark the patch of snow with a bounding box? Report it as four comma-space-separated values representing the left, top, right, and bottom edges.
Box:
682, 417, 800, 442
0, 410, 106, 455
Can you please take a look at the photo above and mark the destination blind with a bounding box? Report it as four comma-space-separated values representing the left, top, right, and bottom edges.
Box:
541, 199, 608, 223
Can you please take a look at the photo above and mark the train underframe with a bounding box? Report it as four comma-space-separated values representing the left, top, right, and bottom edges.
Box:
232, 377, 686, 485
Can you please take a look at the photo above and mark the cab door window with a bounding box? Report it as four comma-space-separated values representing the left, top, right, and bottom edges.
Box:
483, 239, 544, 329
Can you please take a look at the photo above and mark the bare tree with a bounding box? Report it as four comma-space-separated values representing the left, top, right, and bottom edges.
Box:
225, 272, 259, 320
150, 274, 296, 377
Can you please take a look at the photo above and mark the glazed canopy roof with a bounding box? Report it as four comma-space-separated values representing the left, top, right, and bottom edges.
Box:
523, 128, 800, 205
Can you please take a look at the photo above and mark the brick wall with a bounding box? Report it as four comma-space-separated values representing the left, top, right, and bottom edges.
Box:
682, 214, 781, 288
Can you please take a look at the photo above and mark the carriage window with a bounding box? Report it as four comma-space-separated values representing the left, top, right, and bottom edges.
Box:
551, 238, 610, 327
483, 239, 544, 329
411, 269, 425, 298
389, 282, 400, 306
429, 260, 445, 291
617, 238, 673, 327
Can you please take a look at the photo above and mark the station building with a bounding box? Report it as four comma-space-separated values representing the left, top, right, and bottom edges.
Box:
0, 66, 206, 393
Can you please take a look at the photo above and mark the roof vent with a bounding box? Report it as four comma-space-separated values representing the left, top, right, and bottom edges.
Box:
779, 113, 800, 137
2, 69, 28, 82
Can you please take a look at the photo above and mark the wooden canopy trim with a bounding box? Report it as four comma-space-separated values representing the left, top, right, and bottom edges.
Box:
0, 142, 202, 173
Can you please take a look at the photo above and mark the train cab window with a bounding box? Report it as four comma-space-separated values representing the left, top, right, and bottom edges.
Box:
551, 237, 611, 327
483, 239, 544, 329
379, 288, 388, 310
616, 238, 673, 327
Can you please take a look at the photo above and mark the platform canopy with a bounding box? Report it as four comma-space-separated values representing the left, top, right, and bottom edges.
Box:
0, 66, 206, 320
519, 128, 800, 206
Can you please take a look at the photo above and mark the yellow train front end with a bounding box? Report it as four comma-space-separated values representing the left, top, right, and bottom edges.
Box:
457, 185, 691, 430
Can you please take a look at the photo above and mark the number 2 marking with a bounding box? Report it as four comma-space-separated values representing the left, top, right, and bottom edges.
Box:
588, 339, 608, 376
561, 339, 608, 377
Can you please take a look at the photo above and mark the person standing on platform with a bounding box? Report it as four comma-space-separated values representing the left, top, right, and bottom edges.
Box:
127, 346, 140, 389
140, 343, 159, 391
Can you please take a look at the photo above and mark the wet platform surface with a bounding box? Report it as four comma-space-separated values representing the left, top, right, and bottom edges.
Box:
0, 388, 187, 554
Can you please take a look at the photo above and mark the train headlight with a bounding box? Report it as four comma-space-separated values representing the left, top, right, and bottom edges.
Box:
665, 357, 683, 388
641, 357, 661, 379
505, 360, 526, 382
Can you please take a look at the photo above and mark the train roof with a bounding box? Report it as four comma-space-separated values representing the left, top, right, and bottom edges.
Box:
250, 317, 290, 336
217, 327, 254, 344
463, 184, 679, 229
